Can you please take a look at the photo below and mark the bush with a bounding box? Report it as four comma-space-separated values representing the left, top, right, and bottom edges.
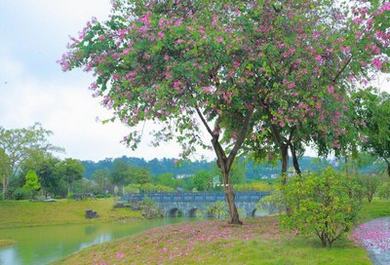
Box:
12, 187, 31, 200
358, 174, 381, 202
207, 201, 228, 219
256, 190, 285, 215
281, 168, 362, 247
378, 181, 390, 200
140, 197, 163, 219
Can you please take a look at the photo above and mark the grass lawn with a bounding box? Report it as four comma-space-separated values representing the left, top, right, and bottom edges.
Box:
0, 198, 141, 229
359, 199, 390, 222
55, 215, 373, 265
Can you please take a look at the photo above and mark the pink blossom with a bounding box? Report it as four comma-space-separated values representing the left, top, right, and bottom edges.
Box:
372, 58, 383, 70
287, 82, 296, 89
174, 18, 183, 27
116, 252, 125, 260
202, 86, 215, 93
216, 36, 224, 43
158, 31, 165, 39
315, 55, 323, 64
327, 85, 335, 94
312, 31, 321, 39
341, 46, 351, 54
211, 15, 218, 27
172, 80, 183, 92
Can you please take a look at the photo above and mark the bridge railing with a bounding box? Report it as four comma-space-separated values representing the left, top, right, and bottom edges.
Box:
121, 191, 270, 203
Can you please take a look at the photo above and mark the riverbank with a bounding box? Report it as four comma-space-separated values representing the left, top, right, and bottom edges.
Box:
0, 198, 141, 229
0, 239, 16, 248
56, 201, 390, 265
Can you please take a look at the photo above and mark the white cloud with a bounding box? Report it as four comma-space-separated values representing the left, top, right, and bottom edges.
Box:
0, 54, 215, 161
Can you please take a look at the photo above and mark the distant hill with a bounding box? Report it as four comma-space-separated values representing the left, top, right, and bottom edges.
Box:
81, 156, 343, 180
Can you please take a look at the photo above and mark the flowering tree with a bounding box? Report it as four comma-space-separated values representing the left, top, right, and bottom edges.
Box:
353, 88, 390, 177
60, 0, 389, 224
248, 0, 390, 181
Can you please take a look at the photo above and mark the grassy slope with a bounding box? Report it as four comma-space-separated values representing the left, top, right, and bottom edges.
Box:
0, 198, 141, 229
55, 199, 390, 265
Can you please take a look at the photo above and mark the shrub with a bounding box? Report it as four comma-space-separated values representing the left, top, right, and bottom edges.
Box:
12, 187, 31, 200
140, 197, 163, 219
358, 174, 381, 202
378, 181, 390, 200
256, 190, 285, 215
207, 201, 228, 219
281, 168, 362, 247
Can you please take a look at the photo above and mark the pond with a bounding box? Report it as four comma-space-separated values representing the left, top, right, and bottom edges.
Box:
0, 218, 185, 265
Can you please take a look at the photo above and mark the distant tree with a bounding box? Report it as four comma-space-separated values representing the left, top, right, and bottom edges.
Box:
353, 89, 390, 177
20, 150, 62, 198
358, 174, 381, 203
23, 170, 41, 199
0, 148, 11, 200
153, 173, 178, 189
193, 170, 213, 191
130, 167, 151, 185
56, 158, 84, 195
110, 159, 130, 188
0, 123, 59, 199
92, 169, 111, 194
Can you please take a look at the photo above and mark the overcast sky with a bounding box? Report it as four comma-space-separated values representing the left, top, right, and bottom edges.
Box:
0, 1, 389, 162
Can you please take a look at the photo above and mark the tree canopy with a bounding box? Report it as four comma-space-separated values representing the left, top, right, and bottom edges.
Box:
60, 0, 390, 223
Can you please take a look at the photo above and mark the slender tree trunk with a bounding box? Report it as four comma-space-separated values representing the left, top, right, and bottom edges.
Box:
388, 164, 390, 178
386, 160, 390, 178
221, 168, 241, 225
281, 144, 289, 185
212, 141, 242, 225
290, 144, 301, 175
2, 176, 7, 200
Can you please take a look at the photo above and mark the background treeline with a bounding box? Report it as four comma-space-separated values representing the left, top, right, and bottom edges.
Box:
82, 156, 385, 181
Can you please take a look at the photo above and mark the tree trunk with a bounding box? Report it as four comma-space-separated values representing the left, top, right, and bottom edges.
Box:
290, 144, 301, 175
281, 144, 289, 185
212, 139, 242, 225
386, 161, 390, 178
2, 176, 7, 200
221, 168, 242, 225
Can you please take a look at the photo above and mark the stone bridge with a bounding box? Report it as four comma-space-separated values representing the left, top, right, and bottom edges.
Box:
121, 191, 270, 217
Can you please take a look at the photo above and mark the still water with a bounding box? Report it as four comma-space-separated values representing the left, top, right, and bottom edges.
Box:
0, 218, 184, 265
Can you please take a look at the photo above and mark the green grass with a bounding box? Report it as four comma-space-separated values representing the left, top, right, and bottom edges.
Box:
358, 199, 390, 222
0, 198, 142, 229
55, 216, 373, 265
0, 239, 16, 248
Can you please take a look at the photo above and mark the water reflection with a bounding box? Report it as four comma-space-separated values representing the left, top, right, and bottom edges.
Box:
0, 218, 184, 265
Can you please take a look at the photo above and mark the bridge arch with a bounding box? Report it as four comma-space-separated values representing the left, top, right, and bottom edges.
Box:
168, 208, 183, 217
188, 208, 199, 218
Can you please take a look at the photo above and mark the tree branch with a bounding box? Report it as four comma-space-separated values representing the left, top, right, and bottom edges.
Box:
194, 106, 214, 137
226, 110, 254, 170
332, 55, 352, 84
